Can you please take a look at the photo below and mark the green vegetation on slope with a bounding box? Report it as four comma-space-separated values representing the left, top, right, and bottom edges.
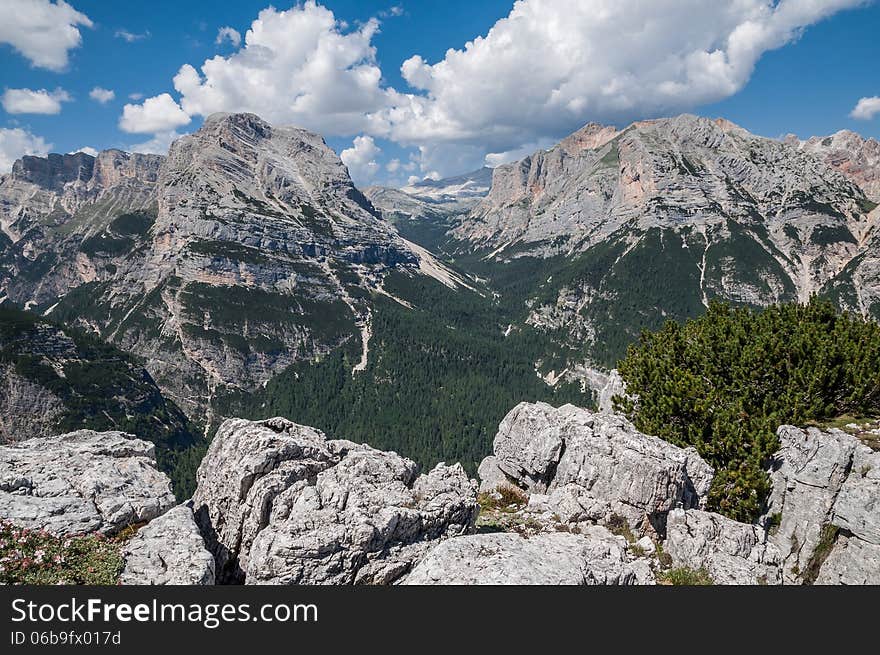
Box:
615, 299, 880, 521
0, 520, 124, 585
221, 271, 589, 474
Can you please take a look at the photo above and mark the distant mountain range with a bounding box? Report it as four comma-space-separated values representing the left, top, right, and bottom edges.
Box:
370, 114, 880, 371
2, 111, 879, 482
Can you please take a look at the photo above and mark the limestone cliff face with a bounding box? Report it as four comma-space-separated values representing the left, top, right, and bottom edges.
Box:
796, 130, 880, 203
0, 113, 426, 421
461, 115, 872, 299
445, 115, 880, 366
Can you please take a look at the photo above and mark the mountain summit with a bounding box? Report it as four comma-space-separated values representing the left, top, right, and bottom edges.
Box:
0, 113, 461, 422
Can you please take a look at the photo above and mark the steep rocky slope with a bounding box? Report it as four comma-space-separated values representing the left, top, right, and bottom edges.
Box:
0, 306, 195, 447
0, 113, 455, 423
0, 305, 202, 496
430, 115, 880, 367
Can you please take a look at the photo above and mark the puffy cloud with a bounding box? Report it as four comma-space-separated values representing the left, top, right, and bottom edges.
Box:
1, 88, 71, 115
118, 0, 870, 179
340, 135, 381, 183
115, 29, 150, 43
216, 26, 241, 47
119, 93, 191, 134
0, 0, 92, 71
171, 1, 389, 135
89, 87, 115, 104
128, 130, 182, 155
69, 146, 98, 156
0, 127, 52, 172
851, 96, 880, 120
386, 0, 870, 174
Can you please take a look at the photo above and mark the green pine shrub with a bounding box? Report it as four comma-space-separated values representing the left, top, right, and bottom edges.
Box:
615, 298, 880, 522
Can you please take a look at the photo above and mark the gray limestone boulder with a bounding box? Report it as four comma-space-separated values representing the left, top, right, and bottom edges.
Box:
120, 505, 215, 585
492, 403, 714, 529
0, 430, 176, 536
665, 509, 782, 585
763, 425, 878, 584
476, 455, 509, 493
192, 417, 479, 585
403, 527, 654, 585
814, 534, 880, 585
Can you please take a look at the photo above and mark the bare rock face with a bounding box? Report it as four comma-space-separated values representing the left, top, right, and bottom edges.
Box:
490, 402, 714, 530
762, 425, 880, 584
814, 533, 880, 585
798, 130, 880, 203
192, 417, 478, 585
0, 113, 431, 425
0, 430, 176, 536
403, 527, 653, 585
476, 455, 508, 493
120, 504, 215, 585
665, 509, 783, 585
453, 115, 880, 368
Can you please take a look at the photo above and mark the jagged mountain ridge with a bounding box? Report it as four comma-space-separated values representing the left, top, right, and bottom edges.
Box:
0, 113, 461, 422
366, 167, 492, 218
425, 114, 880, 368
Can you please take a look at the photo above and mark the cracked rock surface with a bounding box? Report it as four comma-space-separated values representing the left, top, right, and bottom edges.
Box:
0, 430, 175, 536
192, 417, 479, 585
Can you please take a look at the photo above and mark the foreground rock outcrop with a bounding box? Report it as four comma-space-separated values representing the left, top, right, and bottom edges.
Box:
665, 509, 783, 585
2, 406, 876, 586
762, 425, 880, 585
0, 430, 176, 536
486, 402, 714, 532
404, 528, 653, 585
475, 404, 880, 585
192, 417, 479, 585
120, 505, 215, 585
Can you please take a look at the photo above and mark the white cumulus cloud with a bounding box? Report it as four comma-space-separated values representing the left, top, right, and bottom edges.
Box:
114, 0, 871, 179
386, 0, 870, 173
115, 29, 150, 43
128, 130, 181, 156
341, 135, 382, 183
119, 93, 191, 134
170, 1, 389, 135
1, 88, 71, 115
215, 26, 242, 47
0, 127, 53, 173
851, 96, 880, 121
0, 0, 92, 71
89, 87, 115, 104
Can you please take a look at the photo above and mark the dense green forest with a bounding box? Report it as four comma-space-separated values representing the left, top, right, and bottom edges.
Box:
221, 271, 589, 474
615, 299, 880, 521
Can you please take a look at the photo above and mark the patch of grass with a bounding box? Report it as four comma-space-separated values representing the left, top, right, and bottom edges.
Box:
655, 543, 673, 569
765, 512, 782, 537
0, 521, 124, 585
605, 513, 636, 543
659, 567, 714, 586
802, 524, 839, 585
477, 485, 528, 513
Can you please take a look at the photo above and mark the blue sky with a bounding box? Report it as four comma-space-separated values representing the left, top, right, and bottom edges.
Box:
1, 0, 878, 184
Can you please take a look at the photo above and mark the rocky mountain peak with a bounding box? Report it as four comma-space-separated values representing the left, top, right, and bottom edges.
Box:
10, 152, 95, 191
798, 130, 880, 203
558, 122, 619, 154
